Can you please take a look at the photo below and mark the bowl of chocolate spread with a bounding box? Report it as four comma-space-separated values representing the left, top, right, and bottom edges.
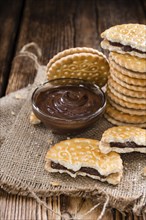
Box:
31, 78, 106, 134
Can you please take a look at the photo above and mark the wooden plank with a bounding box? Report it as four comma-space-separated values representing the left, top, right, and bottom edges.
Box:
74, 0, 98, 49
0, 0, 24, 97
96, 0, 146, 54
6, 0, 77, 94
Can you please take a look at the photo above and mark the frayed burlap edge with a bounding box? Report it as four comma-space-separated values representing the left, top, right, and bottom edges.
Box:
0, 173, 145, 216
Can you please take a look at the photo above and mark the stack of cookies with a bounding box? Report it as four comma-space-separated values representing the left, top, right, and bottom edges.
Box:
101, 24, 146, 128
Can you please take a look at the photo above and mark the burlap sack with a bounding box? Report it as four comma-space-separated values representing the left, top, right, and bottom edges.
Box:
0, 66, 146, 215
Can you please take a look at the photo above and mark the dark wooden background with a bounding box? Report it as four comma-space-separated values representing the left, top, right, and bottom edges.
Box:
0, 0, 146, 219
0, 0, 145, 97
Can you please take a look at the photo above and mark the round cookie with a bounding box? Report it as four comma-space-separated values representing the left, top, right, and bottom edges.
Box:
108, 98, 146, 116
101, 24, 146, 58
105, 103, 146, 124
47, 47, 105, 70
108, 84, 146, 104
109, 58, 146, 79
47, 52, 109, 87
110, 66, 146, 87
107, 88, 146, 110
104, 113, 146, 128
110, 73, 146, 92
108, 77, 146, 98
109, 52, 146, 73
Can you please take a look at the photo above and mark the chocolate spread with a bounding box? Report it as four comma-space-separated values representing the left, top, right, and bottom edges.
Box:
109, 41, 145, 54
110, 141, 145, 148
35, 85, 103, 119
51, 161, 106, 178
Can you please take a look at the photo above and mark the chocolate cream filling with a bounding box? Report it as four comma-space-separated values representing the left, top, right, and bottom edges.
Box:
109, 41, 146, 54
51, 161, 106, 178
110, 141, 145, 148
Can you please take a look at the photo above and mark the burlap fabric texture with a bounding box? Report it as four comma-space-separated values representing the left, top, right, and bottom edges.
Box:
0, 66, 146, 215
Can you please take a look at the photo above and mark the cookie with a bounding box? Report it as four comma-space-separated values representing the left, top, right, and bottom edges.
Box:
101, 24, 146, 58
45, 138, 123, 185
104, 113, 146, 128
108, 84, 146, 104
108, 98, 146, 116
109, 52, 146, 73
110, 72, 146, 92
30, 111, 41, 125
99, 126, 146, 154
110, 65, 146, 87
101, 39, 145, 59
47, 49, 110, 87
108, 77, 146, 98
107, 88, 146, 110
109, 58, 146, 80
105, 103, 146, 124
47, 47, 105, 70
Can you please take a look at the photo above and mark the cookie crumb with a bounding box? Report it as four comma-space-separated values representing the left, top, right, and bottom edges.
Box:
30, 112, 41, 125
141, 167, 146, 177
50, 181, 60, 186
11, 111, 15, 116
15, 94, 24, 99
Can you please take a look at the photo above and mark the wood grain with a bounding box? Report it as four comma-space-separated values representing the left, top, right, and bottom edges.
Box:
0, 0, 24, 97
0, 191, 145, 220
0, 0, 146, 219
6, 0, 77, 94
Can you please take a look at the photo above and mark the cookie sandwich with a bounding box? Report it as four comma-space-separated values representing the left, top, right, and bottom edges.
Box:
99, 126, 146, 154
45, 138, 123, 185
101, 24, 146, 58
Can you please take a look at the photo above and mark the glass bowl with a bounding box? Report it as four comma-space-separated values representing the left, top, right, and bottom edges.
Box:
31, 78, 106, 134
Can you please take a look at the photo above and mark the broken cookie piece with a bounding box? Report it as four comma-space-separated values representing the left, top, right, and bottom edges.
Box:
99, 126, 146, 154
45, 138, 123, 185
30, 111, 41, 125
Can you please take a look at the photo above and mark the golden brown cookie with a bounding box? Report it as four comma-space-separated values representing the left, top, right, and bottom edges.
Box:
109, 52, 146, 73
108, 77, 146, 98
99, 126, 146, 154
104, 113, 146, 128
110, 66, 146, 87
101, 24, 146, 58
109, 58, 146, 80
107, 88, 146, 110
47, 47, 105, 70
46, 48, 110, 87
105, 103, 146, 124
110, 72, 146, 92
45, 138, 123, 185
108, 84, 146, 104
108, 98, 146, 116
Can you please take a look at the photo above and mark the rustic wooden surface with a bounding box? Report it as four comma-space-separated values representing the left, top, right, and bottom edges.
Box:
0, 0, 146, 219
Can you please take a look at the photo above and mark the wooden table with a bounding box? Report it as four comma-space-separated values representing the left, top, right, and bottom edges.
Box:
0, 0, 145, 219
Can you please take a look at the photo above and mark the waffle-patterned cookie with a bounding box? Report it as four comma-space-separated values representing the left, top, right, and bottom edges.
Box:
45, 138, 123, 185
99, 126, 146, 154
101, 24, 146, 58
